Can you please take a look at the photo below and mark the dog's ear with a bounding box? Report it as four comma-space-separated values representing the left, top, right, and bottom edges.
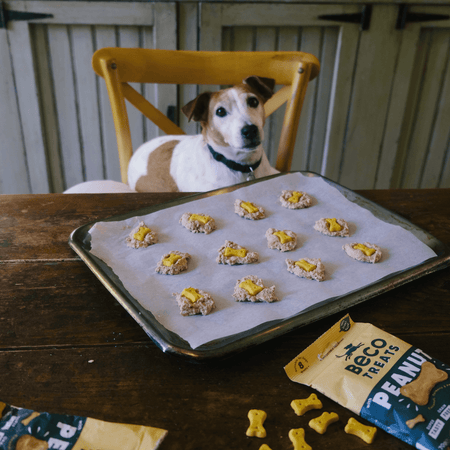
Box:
181, 92, 212, 122
243, 76, 275, 102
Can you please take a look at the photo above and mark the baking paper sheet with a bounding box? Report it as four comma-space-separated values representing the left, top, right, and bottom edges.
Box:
89, 173, 437, 349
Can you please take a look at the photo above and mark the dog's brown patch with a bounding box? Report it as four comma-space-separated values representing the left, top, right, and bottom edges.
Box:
135, 140, 180, 192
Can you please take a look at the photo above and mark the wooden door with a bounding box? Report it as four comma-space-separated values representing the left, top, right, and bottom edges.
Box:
0, 1, 176, 193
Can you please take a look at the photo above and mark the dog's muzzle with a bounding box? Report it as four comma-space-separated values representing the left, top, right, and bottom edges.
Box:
241, 125, 261, 149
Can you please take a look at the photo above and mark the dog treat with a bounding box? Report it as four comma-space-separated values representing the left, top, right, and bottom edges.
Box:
309, 412, 339, 434
343, 242, 382, 263
258, 445, 272, 450
288, 428, 312, 450
234, 199, 265, 220
233, 275, 277, 303
126, 221, 158, 248
400, 361, 448, 406
291, 394, 323, 416
180, 212, 216, 234
266, 228, 297, 252
406, 414, 426, 429
345, 418, 377, 444
286, 258, 325, 281
216, 240, 259, 265
314, 217, 349, 237
285, 315, 450, 450
246, 409, 267, 438
0, 401, 167, 450
155, 251, 190, 275
280, 190, 312, 209
173, 287, 215, 316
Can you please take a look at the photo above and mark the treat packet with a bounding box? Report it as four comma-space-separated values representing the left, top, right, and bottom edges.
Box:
285, 315, 450, 450
0, 401, 167, 450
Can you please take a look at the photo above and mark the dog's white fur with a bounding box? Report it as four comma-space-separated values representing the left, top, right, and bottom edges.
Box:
127, 76, 279, 192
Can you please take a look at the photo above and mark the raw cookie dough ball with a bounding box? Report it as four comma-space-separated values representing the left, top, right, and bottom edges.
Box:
126, 221, 158, 248
343, 242, 382, 263
232, 275, 278, 303
155, 251, 191, 275
173, 287, 215, 316
180, 213, 216, 234
266, 228, 297, 252
216, 240, 259, 265
314, 218, 349, 237
280, 190, 312, 209
234, 199, 265, 220
286, 258, 325, 281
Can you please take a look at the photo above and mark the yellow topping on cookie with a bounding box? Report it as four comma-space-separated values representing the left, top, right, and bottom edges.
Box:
241, 201, 259, 214
163, 253, 182, 267
189, 213, 210, 224
181, 287, 202, 304
224, 247, 247, 258
295, 259, 317, 272
353, 243, 376, 256
326, 218, 342, 232
288, 191, 303, 203
133, 226, 151, 241
273, 231, 293, 244
240, 280, 263, 296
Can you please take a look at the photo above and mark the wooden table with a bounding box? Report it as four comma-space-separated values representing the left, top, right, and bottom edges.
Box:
1, 189, 449, 450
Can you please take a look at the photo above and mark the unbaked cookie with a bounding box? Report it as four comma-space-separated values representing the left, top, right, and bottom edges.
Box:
180, 212, 216, 234
232, 275, 278, 303
280, 190, 312, 209
234, 199, 265, 220
343, 242, 382, 263
286, 258, 325, 281
314, 218, 349, 237
126, 221, 158, 248
173, 287, 215, 316
216, 240, 259, 265
155, 251, 190, 275
266, 228, 297, 252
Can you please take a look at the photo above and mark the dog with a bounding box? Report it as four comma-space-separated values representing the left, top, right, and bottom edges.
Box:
127, 76, 279, 192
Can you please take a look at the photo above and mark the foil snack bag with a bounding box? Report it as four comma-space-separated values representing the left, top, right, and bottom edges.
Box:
0, 401, 167, 450
285, 315, 450, 450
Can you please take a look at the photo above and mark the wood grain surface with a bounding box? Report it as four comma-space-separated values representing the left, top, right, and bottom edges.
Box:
0, 189, 449, 450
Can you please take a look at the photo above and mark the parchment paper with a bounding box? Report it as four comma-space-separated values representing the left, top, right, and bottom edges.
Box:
89, 173, 437, 349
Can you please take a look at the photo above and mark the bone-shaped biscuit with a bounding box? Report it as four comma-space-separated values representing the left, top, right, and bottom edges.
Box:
246, 409, 267, 438
259, 445, 272, 450
400, 361, 448, 406
406, 414, 426, 429
16, 435, 49, 450
21, 411, 40, 426
344, 417, 377, 444
291, 393, 322, 416
288, 428, 312, 450
309, 411, 339, 434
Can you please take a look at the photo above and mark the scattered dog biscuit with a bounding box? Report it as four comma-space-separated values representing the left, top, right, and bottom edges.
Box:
233, 275, 278, 303
400, 361, 448, 406
343, 242, 382, 263
173, 287, 215, 316
286, 258, 325, 281
406, 414, 426, 429
216, 240, 259, 265
344, 417, 377, 444
314, 218, 349, 237
280, 190, 312, 209
266, 228, 297, 252
16, 435, 48, 450
259, 445, 272, 450
288, 428, 312, 450
309, 411, 339, 434
290, 393, 323, 416
180, 212, 216, 234
246, 409, 267, 438
155, 251, 190, 275
126, 221, 158, 248
235, 199, 265, 220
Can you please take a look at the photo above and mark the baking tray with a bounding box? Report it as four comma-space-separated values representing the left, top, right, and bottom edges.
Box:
69, 172, 450, 361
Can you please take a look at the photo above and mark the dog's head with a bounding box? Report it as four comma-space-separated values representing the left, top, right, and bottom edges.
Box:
182, 76, 275, 152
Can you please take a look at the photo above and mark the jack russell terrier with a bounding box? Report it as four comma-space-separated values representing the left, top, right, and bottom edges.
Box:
127, 76, 279, 192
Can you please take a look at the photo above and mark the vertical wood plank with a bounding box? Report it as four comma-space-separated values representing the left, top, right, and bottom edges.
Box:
71, 25, 105, 181
8, 22, 50, 193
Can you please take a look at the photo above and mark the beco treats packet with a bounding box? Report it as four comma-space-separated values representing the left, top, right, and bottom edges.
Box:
285, 315, 450, 450
0, 400, 167, 450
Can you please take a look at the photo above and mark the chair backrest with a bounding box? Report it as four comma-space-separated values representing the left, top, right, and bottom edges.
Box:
92, 48, 320, 184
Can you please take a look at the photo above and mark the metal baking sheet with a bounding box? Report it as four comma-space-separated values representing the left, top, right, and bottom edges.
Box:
69, 172, 450, 361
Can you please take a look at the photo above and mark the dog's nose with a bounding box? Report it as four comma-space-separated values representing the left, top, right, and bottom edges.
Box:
241, 125, 259, 140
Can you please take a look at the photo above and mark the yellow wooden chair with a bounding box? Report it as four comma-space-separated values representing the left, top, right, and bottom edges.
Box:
91, 48, 320, 185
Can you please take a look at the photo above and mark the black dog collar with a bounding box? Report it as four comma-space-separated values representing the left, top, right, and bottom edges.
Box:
207, 144, 262, 176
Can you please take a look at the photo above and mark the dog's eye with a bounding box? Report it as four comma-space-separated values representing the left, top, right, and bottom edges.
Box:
247, 97, 259, 108
216, 107, 227, 117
